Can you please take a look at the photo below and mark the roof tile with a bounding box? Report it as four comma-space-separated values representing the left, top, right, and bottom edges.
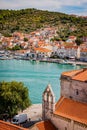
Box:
62, 68, 87, 81
54, 97, 87, 125
0, 120, 27, 130
36, 120, 56, 130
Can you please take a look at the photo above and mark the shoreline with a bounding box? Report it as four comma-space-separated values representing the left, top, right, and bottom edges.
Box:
19, 104, 42, 121
0, 58, 87, 66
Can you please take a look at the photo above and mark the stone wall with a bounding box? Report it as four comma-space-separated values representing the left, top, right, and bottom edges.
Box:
50, 114, 87, 130
74, 122, 87, 130
60, 76, 87, 103
51, 115, 71, 130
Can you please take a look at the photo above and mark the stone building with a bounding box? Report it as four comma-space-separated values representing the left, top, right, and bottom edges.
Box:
41, 68, 87, 130
60, 68, 87, 103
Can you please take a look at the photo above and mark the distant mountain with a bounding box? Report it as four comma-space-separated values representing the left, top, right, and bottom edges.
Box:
0, 8, 87, 37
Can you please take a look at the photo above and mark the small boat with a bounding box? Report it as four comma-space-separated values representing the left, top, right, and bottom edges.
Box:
72, 62, 76, 66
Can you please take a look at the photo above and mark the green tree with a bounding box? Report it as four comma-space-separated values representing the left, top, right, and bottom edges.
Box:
76, 38, 82, 46
24, 37, 28, 42
0, 81, 31, 118
3, 33, 12, 37
12, 45, 21, 50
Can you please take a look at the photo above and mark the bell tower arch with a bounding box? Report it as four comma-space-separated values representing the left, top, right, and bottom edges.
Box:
42, 84, 55, 120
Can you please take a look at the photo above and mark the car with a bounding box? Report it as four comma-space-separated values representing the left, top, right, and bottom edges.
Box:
11, 114, 27, 125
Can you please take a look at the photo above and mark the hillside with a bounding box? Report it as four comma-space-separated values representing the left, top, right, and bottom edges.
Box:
0, 8, 87, 38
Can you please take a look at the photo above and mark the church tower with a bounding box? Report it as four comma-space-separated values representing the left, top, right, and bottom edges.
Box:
42, 84, 55, 120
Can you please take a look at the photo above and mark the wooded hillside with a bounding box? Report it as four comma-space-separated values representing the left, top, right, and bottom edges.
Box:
0, 8, 87, 37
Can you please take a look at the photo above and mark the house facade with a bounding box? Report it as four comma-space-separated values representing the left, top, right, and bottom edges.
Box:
80, 49, 87, 62
56, 46, 77, 59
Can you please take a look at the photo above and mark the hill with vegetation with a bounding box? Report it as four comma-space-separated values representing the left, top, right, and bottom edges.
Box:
0, 8, 87, 38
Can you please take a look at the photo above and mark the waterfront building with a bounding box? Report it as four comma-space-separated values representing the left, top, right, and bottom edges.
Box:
56, 45, 77, 59
41, 68, 87, 130
34, 47, 52, 58
80, 48, 87, 62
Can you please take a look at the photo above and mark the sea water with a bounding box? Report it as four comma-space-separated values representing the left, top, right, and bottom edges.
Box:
0, 60, 83, 103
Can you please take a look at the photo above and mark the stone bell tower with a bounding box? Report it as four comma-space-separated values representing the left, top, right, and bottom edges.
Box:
42, 84, 55, 120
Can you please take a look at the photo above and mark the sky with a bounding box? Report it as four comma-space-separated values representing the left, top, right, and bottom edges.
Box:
0, 0, 87, 16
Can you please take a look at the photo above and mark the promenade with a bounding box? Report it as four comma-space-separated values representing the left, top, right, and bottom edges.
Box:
19, 104, 42, 121
33, 58, 87, 66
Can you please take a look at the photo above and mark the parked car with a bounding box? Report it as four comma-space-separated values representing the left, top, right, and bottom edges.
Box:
11, 114, 27, 125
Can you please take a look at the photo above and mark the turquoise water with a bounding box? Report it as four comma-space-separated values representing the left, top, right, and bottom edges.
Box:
0, 60, 83, 103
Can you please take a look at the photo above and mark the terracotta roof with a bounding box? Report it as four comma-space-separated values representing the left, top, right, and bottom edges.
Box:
0, 120, 27, 130
62, 68, 87, 82
72, 69, 87, 81
16, 50, 27, 53
36, 120, 56, 130
69, 36, 76, 40
81, 49, 87, 52
54, 97, 87, 125
38, 41, 45, 47
34, 47, 52, 53
62, 69, 82, 77
65, 45, 78, 49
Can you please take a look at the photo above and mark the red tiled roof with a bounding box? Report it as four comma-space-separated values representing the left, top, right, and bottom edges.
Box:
62, 68, 87, 82
34, 47, 52, 53
65, 46, 78, 49
54, 97, 87, 125
69, 36, 76, 39
62, 69, 82, 77
0, 120, 27, 130
81, 49, 87, 52
36, 120, 56, 130
72, 69, 87, 81
16, 50, 27, 53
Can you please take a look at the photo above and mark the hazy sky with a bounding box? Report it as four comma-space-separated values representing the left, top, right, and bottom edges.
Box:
0, 0, 87, 16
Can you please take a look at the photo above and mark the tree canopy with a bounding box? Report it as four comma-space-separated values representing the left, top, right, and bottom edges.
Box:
75, 37, 82, 46
0, 81, 31, 118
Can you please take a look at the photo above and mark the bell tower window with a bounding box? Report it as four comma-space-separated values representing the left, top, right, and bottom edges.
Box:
76, 89, 79, 95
